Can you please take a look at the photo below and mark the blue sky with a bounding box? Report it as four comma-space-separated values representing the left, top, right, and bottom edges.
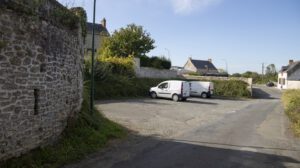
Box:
58, 0, 300, 73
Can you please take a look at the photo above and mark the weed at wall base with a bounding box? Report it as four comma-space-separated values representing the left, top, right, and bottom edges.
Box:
0, 82, 127, 168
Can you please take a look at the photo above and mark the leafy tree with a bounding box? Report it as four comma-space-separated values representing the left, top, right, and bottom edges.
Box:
231, 73, 241, 77
265, 64, 277, 81
100, 24, 155, 58
265, 64, 277, 76
140, 55, 171, 69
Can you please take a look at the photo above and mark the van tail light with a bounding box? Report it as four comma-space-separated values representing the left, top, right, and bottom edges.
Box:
181, 82, 183, 95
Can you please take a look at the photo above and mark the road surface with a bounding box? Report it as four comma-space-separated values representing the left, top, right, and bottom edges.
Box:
65, 85, 300, 168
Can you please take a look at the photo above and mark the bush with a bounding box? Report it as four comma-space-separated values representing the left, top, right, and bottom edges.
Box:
94, 77, 250, 99
140, 55, 171, 69
213, 80, 251, 97
95, 77, 165, 99
282, 89, 300, 136
187, 72, 201, 76
97, 56, 135, 77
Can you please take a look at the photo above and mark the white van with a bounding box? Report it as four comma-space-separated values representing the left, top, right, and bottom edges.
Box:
149, 80, 190, 101
189, 81, 214, 98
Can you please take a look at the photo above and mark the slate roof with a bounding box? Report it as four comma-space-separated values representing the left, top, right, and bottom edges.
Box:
86, 22, 108, 34
280, 61, 300, 73
280, 61, 300, 81
190, 59, 217, 70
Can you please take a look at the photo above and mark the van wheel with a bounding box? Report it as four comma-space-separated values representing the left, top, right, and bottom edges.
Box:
172, 94, 179, 102
150, 92, 157, 99
201, 92, 208, 98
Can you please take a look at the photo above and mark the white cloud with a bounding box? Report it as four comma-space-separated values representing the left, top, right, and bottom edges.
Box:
170, 0, 222, 14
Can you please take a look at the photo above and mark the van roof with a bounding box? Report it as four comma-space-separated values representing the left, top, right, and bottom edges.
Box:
165, 80, 185, 82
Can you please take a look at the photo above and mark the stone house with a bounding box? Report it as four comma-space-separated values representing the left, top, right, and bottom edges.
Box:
84, 18, 109, 55
183, 57, 219, 75
278, 60, 300, 89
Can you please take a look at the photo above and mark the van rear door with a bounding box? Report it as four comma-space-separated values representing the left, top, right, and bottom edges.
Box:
181, 82, 190, 97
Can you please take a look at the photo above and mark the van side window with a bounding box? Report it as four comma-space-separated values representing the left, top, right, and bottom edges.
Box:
158, 83, 168, 89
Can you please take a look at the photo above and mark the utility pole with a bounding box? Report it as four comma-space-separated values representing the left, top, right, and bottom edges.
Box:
164, 48, 170, 60
262, 63, 265, 81
90, 0, 96, 114
222, 59, 228, 74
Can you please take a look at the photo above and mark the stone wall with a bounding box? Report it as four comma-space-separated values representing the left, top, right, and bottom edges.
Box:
136, 67, 178, 79
0, 0, 83, 160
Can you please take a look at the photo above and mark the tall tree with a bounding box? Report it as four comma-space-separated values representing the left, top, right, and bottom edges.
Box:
265, 64, 277, 76
99, 24, 155, 58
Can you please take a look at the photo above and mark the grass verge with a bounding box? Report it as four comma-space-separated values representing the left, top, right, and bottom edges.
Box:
0, 82, 127, 168
282, 89, 300, 136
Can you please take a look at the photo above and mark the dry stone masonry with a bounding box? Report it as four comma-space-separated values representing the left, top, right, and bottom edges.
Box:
0, 0, 83, 160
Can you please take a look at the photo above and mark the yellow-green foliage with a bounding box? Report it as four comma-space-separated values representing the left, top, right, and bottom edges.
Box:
213, 80, 251, 97
97, 56, 135, 77
282, 89, 300, 136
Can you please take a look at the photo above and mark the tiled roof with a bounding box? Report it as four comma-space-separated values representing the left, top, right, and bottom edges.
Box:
86, 22, 108, 34
280, 61, 300, 73
190, 59, 217, 70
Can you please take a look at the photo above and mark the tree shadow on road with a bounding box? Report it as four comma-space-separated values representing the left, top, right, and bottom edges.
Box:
185, 99, 218, 105
64, 134, 300, 168
252, 87, 279, 99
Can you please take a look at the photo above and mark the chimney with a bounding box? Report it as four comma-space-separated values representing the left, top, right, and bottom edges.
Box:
208, 59, 212, 63
289, 59, 294, 65
101, 18, 106, 28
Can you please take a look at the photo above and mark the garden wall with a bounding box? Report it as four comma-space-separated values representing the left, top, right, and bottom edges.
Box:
134, 58, 177, 78
0, 0, 83, 160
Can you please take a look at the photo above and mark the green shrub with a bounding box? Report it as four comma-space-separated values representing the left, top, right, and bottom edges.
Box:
282, 89, 300, 136
97, 56, 135, 77
212, 80, 251, 97
95, 77, 165, 99
187, 72, 200, 76
140, 55, 171, 69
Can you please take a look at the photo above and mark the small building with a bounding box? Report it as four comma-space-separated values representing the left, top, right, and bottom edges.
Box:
84, 18, 109, 55
183, 57, 219, 75
278, 60, 300, 89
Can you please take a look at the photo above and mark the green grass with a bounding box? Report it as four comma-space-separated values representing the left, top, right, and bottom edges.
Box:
282, 89, 300, 136
0, 82, 127, 168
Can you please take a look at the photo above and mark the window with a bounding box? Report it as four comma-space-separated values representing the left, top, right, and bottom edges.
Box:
158, 83, 168, 89
282, 78, 285, 85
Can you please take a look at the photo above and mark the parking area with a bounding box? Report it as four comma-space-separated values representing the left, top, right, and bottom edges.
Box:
96, 97, 255, 138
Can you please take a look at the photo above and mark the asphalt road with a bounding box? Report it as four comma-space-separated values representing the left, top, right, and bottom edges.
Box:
65, 85, 300, 168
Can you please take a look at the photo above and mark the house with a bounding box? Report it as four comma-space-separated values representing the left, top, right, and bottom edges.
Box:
278, 60, 300, 89
183, 57, 219, 75
84, 18, 109, 55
